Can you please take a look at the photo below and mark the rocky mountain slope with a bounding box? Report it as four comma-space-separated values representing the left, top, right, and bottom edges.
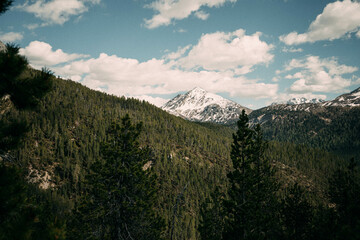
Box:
248, 87, 360, 157
272, 97, 325, 105
162, 87, 251, 124
0, 41, 6, 52
321, 87, 360, 107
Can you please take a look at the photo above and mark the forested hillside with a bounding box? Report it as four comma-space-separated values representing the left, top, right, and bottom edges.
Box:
249, 104, 360, 158
1, 73, 355, 239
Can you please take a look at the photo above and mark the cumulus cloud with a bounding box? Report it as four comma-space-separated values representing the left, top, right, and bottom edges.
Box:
16, 0, 100, 26
54, 53, 277, 98
194, 10, 209, 20
164, 45, 191, 60
21, 40, 278, 101
279, 56, 358, 93
132, 95, 169, 107
280, 0, 360, 45
19, 41, 89, 66
178, 29, 274, 72
144, 0, 237, 29
282, 47, 303, 53
0, 32, 23, 42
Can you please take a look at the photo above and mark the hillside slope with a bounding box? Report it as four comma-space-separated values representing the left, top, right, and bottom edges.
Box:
2, 76, 348, 239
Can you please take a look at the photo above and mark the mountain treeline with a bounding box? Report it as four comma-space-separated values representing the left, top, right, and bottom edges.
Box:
249, 105, 360, 158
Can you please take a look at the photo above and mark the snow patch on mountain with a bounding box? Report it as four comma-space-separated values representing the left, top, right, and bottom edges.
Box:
322, 87, 360, 107
272, 97, 325, 106
162, 87, 251, 124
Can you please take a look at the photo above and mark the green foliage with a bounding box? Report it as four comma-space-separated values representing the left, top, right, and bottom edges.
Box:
249, 106, 360, 158
3, 71, 358, 239
279, 183, 314, 240
198, 187, 225, 240
327, 158, 360, 239
72, 115, 164, 239
0, 0, 12, 15
0, 44, 53, 110
223, 111, 280, 239
0, 164, 67, 240
0, 44, 53, 154
10, 77, 232, 239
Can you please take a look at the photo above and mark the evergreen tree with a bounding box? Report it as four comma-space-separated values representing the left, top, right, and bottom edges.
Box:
199, 187, 225, 240
0, 0, 12, 15
327, 158, 360, 239
0, 165, 67, 240
280, 183, 314, 240
222, 110, 279, 240
0, 43, 53, 154
74, 114, 164, 240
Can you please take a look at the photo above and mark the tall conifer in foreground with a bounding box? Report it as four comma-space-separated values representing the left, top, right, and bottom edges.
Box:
74, 114, 164, 240
222, 110, 280, 240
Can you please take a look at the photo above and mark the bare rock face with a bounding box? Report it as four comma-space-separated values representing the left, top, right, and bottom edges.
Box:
321, 87, 360, 107
162, 87, 252, 124
0, 41, 6, 52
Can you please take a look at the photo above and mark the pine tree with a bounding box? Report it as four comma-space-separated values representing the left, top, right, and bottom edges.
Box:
280, 183, 314, 240
222, 110, 280, 240
0, 43, 53, 154
0, 0, 12, 15
327, 158, 360, 239
199, 187, 225, 240
74, 114, 164, 240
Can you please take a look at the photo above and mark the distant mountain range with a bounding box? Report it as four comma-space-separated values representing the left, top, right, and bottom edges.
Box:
161, 87, 251, 124
162, 87, 360, 124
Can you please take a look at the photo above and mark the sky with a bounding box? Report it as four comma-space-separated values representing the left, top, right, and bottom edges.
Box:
0, 0, 360, 109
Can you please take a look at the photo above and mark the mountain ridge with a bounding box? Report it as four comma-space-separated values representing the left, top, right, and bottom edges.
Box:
162, 87, 251, 124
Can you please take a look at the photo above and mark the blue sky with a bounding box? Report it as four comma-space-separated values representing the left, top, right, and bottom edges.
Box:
1, 0, 360, 109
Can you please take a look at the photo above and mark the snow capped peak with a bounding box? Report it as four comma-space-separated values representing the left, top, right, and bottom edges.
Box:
287, 97, 325, 105
272, 97, 325, 106
162, 87, 251, 124
350, 87, 360, 96
189, 87, 207, 94
321, 87, 360, 107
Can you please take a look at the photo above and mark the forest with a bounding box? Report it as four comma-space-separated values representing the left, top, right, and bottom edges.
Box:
1, 2, 360, 239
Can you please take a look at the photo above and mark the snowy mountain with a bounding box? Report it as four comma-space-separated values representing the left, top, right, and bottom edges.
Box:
272, 97, 325, 106
249, 87, 360, 127
321, 87, 360, 107
162, 87, 251, 124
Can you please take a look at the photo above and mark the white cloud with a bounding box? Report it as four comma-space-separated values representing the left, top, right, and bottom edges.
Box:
280, 0, 360, 45
272, 77, 279, 82
279, 56, 358, 93
24, 23, 40, 30
21, 40, 277, 100
52, 52, 277, 98
194, 10, 209, 20
132, 95, 169, 107
0, 32, 23, 42
19, 41, 89, 66
175, 28, 187, 33
144, 0, 237, 29
17, 0, 100, 26
282, 47, 303, 53
178, 29, 274, 72
164, 45, 191, 60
